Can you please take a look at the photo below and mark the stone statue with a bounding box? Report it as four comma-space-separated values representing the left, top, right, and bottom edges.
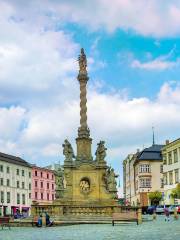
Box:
55, 167, 64, 199
62, 139, 75, 162
95, 141, 107, 163
104, 167, 117, 193
78, 48, 87, 74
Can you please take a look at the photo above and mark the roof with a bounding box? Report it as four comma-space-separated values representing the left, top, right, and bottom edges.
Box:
135, 144, 164, 163
0, 152, 31, 168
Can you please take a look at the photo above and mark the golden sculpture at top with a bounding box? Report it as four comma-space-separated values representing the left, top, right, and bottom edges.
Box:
78, 48, 87, 75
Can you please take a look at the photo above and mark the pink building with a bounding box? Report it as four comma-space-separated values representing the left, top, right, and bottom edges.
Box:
31, 166, 55, 204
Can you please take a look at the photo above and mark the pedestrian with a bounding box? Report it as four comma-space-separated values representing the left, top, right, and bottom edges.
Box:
164, 207, 170, 222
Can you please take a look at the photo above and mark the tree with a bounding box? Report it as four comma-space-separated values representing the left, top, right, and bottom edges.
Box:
171, 183, 180, 199
148, 191, 162, 205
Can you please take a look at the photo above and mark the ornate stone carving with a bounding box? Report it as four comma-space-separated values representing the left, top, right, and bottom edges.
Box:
103, 167, 118, 198
95, 141, 107, 163
62, 139, 75, 162
55, 167, 64, 199
78, 48, 87, 75
80, 178, 90, 194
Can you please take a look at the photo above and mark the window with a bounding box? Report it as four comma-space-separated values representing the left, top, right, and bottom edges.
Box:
47, 173, 49, 179
41, 193, 43, 200
0, 165, 3, 172
22, 194, 25, 205
41, 182, 43, 188
174, 150, 178, 163
35, 192, 38, 199
163, 154, 167, 165
164, 173, 168, 185
7, 179, 10, 187
47, 183, 49, 189
29, 183, 31, 190
160, 165, 163, 173
7, 192, 10, 203
6, 166, 10, 173
47, 193, 49, 201
140, 178, 151, 188
35, 171, 37, 177
0, 191, 3, 203
139, 164, 151, 173
160, 178, 164, 188
52, 194, 54, 201
22, 182, 25, 189
22, 170, 24, 176
41, 172, 43, 178
0, 178, 3, 186
17, 193, 20, 204
52, 175, 54, 180
29, 193, 31, 199
16, 169, 19, 175
35, 181, 38, 187
168, 152, 172, 165
17, 181, 20, 188
29, 172, 31, 178
169, 171, 173, 185
52, 184, 54, 190
175, 169, 179, 183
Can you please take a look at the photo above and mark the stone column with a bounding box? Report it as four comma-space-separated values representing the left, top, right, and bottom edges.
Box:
76, 48, 92, 161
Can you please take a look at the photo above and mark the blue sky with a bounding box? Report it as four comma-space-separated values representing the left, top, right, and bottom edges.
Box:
1, 0, 180, 195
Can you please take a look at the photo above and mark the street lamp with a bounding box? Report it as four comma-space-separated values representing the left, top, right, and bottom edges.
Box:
1, 199, 4, 217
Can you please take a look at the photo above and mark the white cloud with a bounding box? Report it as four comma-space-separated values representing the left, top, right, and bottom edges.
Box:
131, 58, 180, 70
2, 0, 180, 38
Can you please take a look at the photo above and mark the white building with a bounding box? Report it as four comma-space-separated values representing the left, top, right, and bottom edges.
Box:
162, 139, 180, 205
0, 152, 32, 216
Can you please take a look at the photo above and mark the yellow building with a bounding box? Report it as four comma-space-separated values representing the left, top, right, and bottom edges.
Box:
123, 145, 164, 207
162, 139, 180, 205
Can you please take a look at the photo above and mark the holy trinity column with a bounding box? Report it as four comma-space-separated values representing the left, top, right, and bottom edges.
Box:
76, 48, 92, 162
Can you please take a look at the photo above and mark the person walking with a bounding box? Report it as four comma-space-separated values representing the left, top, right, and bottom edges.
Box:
164, 207, 170, 222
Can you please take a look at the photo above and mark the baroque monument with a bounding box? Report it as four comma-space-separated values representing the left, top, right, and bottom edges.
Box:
32, 49, 118, 218
59, 48, 118, 205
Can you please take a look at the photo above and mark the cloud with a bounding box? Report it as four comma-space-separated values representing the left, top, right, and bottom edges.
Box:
131, 58, 180, 70
3, 0, 180, 38
131, 48, 180, 70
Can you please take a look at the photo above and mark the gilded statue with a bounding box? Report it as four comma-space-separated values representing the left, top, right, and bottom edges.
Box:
78, 48, 87, 74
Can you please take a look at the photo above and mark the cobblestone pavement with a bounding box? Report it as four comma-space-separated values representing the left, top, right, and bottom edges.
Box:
0, 216, 180, 240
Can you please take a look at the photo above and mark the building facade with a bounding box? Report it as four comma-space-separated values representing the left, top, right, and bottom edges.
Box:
162, 139, 180, 205
124, 144, 164, 207
31, 166, 55, 204
0, 152, 32, 216
123, 154, 136, 205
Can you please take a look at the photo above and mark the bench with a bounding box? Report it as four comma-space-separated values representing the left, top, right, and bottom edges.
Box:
0, 217, 11, 229
112, 212, 138, 226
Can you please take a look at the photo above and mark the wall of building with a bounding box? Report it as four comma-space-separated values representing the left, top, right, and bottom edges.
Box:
0, 160, 32, 216
31, 166, 55, 204
162, 139, 180, 205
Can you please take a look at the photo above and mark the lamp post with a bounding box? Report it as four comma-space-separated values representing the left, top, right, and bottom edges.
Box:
1, 199, 4, 217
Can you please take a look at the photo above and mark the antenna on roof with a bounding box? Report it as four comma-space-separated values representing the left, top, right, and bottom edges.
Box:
152, 126, 155, 146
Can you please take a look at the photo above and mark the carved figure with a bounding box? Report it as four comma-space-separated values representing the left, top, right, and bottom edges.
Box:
107, 167, 117, 192
62, 139, 75, 162
55, 167, 64, 199
80, 179, 90, 193
95, 141, 107, 163
78, 48, 87, 74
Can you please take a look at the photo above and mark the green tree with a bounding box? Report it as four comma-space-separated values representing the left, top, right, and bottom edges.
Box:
171, 183, 180, 199
148, 191, 162, 205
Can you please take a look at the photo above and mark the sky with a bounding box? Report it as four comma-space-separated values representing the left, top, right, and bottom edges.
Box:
0, 0, 180, 196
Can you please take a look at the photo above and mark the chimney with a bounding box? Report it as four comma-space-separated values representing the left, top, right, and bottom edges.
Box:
165, 140, 170, 145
